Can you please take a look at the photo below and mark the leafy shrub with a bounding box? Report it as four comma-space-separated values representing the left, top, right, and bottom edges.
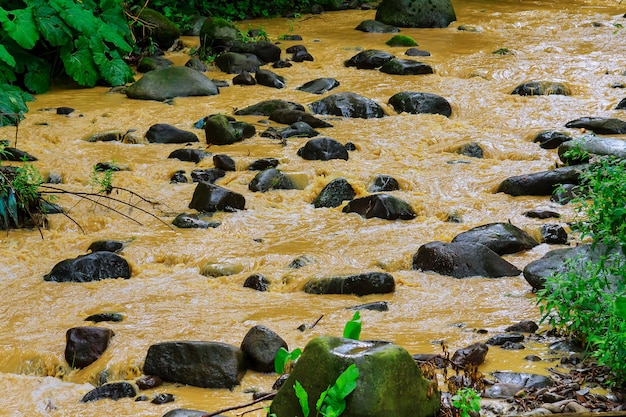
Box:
0, 0, 135, 126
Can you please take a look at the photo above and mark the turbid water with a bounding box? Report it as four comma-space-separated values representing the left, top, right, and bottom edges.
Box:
0, 0, 625, 415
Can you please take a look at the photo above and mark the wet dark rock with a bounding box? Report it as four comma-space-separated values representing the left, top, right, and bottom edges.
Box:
240, 325, 288, 373
87, 240, 126, 253
0, 147, 37, 161
203, 114, 256, 145
297, 78, 340, 94
214, 52, 262, 74
525, 355, 542, 362
279, 122, 319, 139
616, 97, 626, 109
345, 142, 357, 151
131, 7, 179, 50
137, 55, 173, 73
168, 148, 209, 163
243, 273, 270, 291
379, 58, 433, 75
152, 393, 175, 404
451, 342, 489, 367
541, 224, 568, 244
44, 252, 131, 282
367, 174, 400, 192
172, 213, 220, 229
232, 72, 257, 85
145, 123, 199, 144
412, 241, 522, 278
312, 178, 356, 208
348, 301, 389, 312
162, 409, 211, 417
298, 137, 349, 161
286, 45, 307, 54
248, 158, 279, 171
288, 255, 315, 269
523, 243, 625, 291
85, 313, 123, 323
355, 19, 400, 33
81, 382, 136, 402
511, 81, 571, 96
523, 209, 560, 219
483, 383, 523, 399
501, 341, 525, 350
549, 339, 584, 353
551, 183, 580, 204
272, 60, 292, 68
198, 17, 239, 54
505, 320, 539, 333
270, 109, 333, 128
455, 142, 482, 158
248, 168, 299, 192
190, 168, 225, 184
143, 341, 246, 389
230, 40, 282, 63
558, 134, 626, 161
486, 333, 524, 346
344, 49, 395, 69
56, 107, 74, 115
304, 272, 396, 296
269, 336, 440, 417
343, 194, 415, 220
255, 69, 286, 89
388, 92, 451, 117
213, 154, 236, 171
533, 131, 572, 149
234, 99, 305, 116
126, 66, 219, 101
565, 117, 626, 134
185, 58, 207, 72
170, 170, 188, 183
492, 371, 554, 388
451, 222, 539, 255
281, 34, 303, 40
496, 165, 584, 196
309, 92, 386, 119
65, 326, 113, 369
188, 182, 245, 212
292, 50, 314, 62
136, 375, 163, 390
405, 48, 431, 56
375, 0, 456, 28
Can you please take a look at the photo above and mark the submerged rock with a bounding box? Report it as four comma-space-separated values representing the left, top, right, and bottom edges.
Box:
172, 213, 220, 229
303, 272, 396, 295
234, 99, 305, 116
269, 336, 440, 417
248, 168, 300, 192
81, 382, 136, 402
511, 81, 570, 96
269, 109, 333, 128
44, 252, 132, 282
367, 174, 400, 192
168, 149, 209, 163
379, 58, 434, 75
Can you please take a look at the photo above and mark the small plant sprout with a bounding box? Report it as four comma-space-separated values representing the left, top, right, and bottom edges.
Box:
274, 347, 303, 374
451, 387, 481, 417
343, 311, 362, 340
294, 364, 360, 417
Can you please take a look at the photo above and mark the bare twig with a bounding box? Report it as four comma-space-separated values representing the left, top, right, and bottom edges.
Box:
202, 392, 276, 417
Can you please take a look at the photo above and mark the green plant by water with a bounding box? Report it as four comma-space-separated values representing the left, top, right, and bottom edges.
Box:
537, 154, 626, 386
293, 364, 359, 417
451, 387, 481, 417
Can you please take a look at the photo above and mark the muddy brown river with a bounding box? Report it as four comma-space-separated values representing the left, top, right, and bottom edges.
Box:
1, 0, 625, 415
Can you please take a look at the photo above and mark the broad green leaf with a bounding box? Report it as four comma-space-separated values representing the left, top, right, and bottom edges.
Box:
274, 347, 289, 374
316, 387, 329, 413
0, 7, 39, 49
343, 311, 361, 340
0, 45, 16, 67
49, 0, 98, 37
615, 296, 626, 319
294, 381, 310, 417
89, 38, 134, 86
0, 84, 33, 126
100, 0, 133, 38
23, 58, 51, 93
97, 23, 132, 53
32, 4, 73, 47
0, 63, 17, 84
60, 37, 98, 87
331, 364, 359, 399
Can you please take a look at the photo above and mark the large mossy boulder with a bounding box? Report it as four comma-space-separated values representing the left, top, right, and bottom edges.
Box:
204, 114, 255, 145
309, 92, 386, 119
125, 66, 219, 101
269, 336, 440, 417
375, 0, 456, 28
143, 341, 246, 389
199, 17, 240, 57
131, 7, 180, 50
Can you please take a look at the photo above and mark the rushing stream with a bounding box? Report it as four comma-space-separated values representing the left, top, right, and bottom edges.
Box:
1, 0, 625, 415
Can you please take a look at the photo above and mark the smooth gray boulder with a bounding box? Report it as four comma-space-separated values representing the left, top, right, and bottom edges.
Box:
388, 92, 451, 116
269, 336, 440, 417
451, 222, 539, 255
125, 66, 219, 101
43, 252, 131, 282
304, 272, 396, 296
565, 117, 626, 134
375, 0, 456, 28
343, 194, 415, 220
143, 341, 246, 389
412, 241, 522, 278
255, 69, 286, 89
309, 92, 386, 119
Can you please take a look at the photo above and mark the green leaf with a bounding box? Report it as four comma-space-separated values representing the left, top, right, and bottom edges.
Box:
60, 36, 98, 87
89, 38, 134, 86
615, 296, 626, 319
0, 83, 33, 126
49, 0, 98, 37
0, 7, 40, 49
343, 311, 361, 340
274, 347, 289, 374
0, 63, 17, 84
32, 3, 73, 47
0, 44, 16, 67
294, 381, 310, 417
99, 0, 133, 39
23, 58, 51, 94
329, 364, 359, 399
97, 22, 132, 53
